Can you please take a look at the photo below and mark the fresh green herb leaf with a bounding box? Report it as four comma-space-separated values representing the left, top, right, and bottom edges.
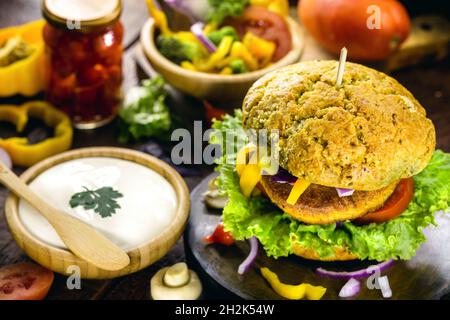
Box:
69, 187, 124, 218
206, 26, 239, 46
118, 76, 172, 142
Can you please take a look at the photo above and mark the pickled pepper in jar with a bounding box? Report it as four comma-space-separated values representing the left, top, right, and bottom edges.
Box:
42, 0, 124, 129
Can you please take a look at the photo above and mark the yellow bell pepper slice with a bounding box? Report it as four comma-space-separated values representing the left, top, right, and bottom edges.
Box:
250, 0, 290, 16
230, 41, 258, 71
239, 153, 262, 198
0, 20, 45, 97
219, 67, 233, 75
194, 36, 234, 72
181, 61, 197, 71
146, 0, 172, 35
242, 32, 276, 68
261, 267, 327, 300
286, 178, 311, 205
0, 102, 73, 167
203, 22, 218, 34
236, 143, 257, 177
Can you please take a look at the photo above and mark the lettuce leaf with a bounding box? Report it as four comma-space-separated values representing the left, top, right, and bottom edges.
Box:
210, 110, 450, 261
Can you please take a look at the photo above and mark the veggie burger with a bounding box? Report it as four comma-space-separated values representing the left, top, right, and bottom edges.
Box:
211, 60, 449, 262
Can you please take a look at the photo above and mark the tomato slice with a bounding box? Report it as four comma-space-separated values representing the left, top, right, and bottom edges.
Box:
203, 222, 235, 246
203, 100, 227, 127
227, 6, 292, 62
0, 263, 54, 300
355, 178, 414, 224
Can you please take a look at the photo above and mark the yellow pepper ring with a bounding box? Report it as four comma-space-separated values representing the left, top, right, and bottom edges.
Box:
0, 101, 73, 167
260, 267, 327, 300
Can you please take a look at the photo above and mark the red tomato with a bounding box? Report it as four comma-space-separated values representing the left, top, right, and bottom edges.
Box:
203, 222, 235, 246
227, 6, 292, 61
299, 0, 410, 61
0, 263, 54, 300
355, 178, 414, 224
203, 100, 227, 127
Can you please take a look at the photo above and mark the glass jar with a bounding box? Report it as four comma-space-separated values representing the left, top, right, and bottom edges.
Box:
42, 0, 123, 129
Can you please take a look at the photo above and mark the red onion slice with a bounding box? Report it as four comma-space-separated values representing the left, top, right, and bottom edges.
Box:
378, 276, 392, 298
316, 259, 394, 279
336, 187, 355, 197
338, 278, 360, 298
237, 236, 259, 275
0, 148, 12, 169
270, 168, 297, 185
190, 22, 216, 52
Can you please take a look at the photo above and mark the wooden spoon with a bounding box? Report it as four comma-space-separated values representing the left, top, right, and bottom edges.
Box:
0, 162, 130, 271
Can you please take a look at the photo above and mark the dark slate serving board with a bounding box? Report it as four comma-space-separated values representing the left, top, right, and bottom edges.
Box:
185, 173, 450, 300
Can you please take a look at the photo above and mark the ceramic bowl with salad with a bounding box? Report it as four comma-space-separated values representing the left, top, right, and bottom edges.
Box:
141, 0, 303, 102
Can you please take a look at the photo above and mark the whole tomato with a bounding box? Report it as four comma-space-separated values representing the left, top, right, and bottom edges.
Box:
298, 0, 410, 61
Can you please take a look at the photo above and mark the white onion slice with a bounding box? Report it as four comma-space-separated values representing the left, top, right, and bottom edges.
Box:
378, 275, 392, 298
0, 147, 12, 169
190, 22, 216, 52
336, 187, 355, 197
338, 278, 360, 298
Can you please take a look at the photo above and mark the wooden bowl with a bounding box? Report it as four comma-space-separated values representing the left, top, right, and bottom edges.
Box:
5, 147, 190, 279
140, 17, 304, 102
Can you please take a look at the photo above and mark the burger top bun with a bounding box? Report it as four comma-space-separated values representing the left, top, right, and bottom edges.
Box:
243, 61, 436, 191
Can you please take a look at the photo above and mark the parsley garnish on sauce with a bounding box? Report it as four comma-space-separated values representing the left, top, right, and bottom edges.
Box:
69, 187, 123, 218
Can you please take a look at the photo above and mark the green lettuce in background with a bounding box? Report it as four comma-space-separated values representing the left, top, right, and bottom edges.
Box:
210, 110, 450, 261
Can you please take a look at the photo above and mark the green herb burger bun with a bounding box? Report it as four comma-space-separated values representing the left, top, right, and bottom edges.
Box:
210, 61, 450, 262
243, 61, 435, 191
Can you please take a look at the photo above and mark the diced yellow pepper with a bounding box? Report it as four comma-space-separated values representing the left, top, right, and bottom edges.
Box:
194, 36, 234, 72
230, 41, 258, 71
260, 267, 327, 300
286, 178, 311, 205
203, 22, 218, 34
174, 31, 198, 43
181, 61, 197, 71
146, 0, 172, 35
239, 153, 262, 198
236, 144, 257, 176
242, 32, 276, 68
220, 67, 233, 75
250, 0, 290, 16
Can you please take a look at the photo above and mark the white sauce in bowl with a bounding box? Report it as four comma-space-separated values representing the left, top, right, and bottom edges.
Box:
18, 157, 178, 251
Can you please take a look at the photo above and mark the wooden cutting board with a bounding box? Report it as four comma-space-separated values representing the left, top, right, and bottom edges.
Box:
185, 173, 450, 300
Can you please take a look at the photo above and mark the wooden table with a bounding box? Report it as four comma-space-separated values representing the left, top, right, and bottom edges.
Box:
0, 0, 449, 300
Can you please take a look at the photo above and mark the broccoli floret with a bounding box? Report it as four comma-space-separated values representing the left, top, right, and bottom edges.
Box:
207, 0, 249, 24
156, 35, 203, 64
229, 59, 247, 74
207, 26, 239, 46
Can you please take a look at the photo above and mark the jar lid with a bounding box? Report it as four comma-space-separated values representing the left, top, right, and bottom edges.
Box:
42, 0, 122, 33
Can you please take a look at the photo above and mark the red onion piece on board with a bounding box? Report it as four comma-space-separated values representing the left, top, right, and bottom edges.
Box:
316, 259, 394, 280
338, 278, 360, 298
237, 237, 259, 275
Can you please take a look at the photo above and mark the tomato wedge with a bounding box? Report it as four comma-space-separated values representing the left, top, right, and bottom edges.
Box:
227, 6, 292, 61
355, 178, 414, 224
0, 263, 54, 300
